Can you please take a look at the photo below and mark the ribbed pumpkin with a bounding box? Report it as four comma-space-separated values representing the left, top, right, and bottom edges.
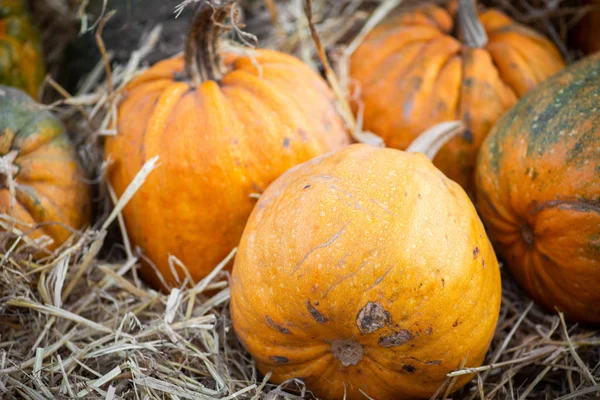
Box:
230, 125, 501, 400
475, 52, 600, 324
0, 85, 91, 255
349, 0, 565, 195
0, 0, 46, 99
104, 4, 349, 290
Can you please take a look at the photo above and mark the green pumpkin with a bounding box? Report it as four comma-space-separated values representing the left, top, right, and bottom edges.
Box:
0, 85, 91, 255
475, 52, 600, 324
0, 0, 46, 98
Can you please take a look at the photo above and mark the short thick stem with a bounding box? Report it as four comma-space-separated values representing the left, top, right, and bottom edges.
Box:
184, 2, 232, 86
406, 121, 465, 160
458, 0, 488, 48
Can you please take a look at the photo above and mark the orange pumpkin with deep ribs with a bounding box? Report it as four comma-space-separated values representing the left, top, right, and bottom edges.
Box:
104, 4, 349, 290
350, 0, 565, 194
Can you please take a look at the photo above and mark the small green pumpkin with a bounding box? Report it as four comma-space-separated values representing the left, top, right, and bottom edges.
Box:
0, 85, 91, 255
0, 0, 46, 99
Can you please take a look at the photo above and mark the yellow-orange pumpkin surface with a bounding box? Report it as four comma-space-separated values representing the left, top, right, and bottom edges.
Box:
104, 5, 349, 290
231, 143, 501, 400
475, 52, 600, 324
0, 0, 46, 99
0, 85, 91, 254
349, 0, 565, 194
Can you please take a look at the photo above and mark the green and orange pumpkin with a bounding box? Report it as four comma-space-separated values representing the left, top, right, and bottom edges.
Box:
105, 4, 349, 290
231, 125, 502, 399
0, 0, 46, 99
349, 0, 565, 195
475, 52, 600, 324
0, 85, 91, 255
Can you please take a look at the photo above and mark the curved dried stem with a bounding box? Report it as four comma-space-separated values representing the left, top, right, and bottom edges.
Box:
184, 2, 231, 86
458, 0, 488, 48
406, 121, 465, 160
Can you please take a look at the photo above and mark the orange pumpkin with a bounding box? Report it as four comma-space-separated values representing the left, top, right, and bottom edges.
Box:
0, 85, 91, 254
0, 0, 46, 99
104, 4, 349, 290
475, 52, 600, 324
349, 0, 565, 195
230, 126, 501, 399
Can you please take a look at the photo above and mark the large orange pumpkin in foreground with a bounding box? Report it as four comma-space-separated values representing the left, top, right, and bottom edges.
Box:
475, 52, 600, 324
231, 127, 502, 399
349, 0, 565, 195
105, 4, 349, 290
0, 85, 91, 255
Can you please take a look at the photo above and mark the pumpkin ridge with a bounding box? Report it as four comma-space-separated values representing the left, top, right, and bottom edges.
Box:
141, 82, 190, 164
222, 78, 306, 175
362, 38, 438, 90
529, 199, 600, 216
527, 250, 574, 310
484, 42, 530, 98
13, 183, 71, 244
421, 5, 453, 32
224, 72, 314, 145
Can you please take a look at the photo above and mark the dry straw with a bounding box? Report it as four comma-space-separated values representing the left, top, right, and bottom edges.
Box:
1, 0, 599, 399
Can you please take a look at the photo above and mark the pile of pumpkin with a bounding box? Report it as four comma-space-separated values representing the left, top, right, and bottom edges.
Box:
1, 0, 599, 398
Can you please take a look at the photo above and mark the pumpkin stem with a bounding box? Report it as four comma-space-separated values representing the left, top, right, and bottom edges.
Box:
406, 121, 465, 160
184, 2, 232, 86
458, 0, 488, 48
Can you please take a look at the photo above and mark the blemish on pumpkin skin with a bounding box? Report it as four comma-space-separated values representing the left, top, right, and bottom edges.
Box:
473, 247, 480, 259
307, 301, 329, 324
283, 137, 291, 148
452, 318, 459, 327
521, 224, 535, 247
270, 356, 289, 364
425, 327, 433, 335
292, 221, 349, 275
331, 339, 364, 367
303, 184, 311, 190
462, 129, 474, 144
441, 279, 445, 288
426, 360, 442, 365
266, 316, 290, 334
402, 364, 417, 373
378, 329, 413, 347
297, 128, 309, 142
356, 301, 391, 334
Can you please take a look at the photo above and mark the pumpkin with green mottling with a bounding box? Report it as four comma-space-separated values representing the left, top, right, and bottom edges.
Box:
0, 0, 46, 99
475, 52, 600, 324
0, 85, 91, 255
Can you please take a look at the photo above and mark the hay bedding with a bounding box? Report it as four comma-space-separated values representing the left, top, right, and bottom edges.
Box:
1, 0, 599, 399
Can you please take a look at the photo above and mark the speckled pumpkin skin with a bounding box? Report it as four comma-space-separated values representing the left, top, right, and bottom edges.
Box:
350, 2, 565, 195
0, 85, 91, 254
0, 0, 46, 98
231, 144, 501, 400
105, 50, 349, 291
475, 52, 600, 324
